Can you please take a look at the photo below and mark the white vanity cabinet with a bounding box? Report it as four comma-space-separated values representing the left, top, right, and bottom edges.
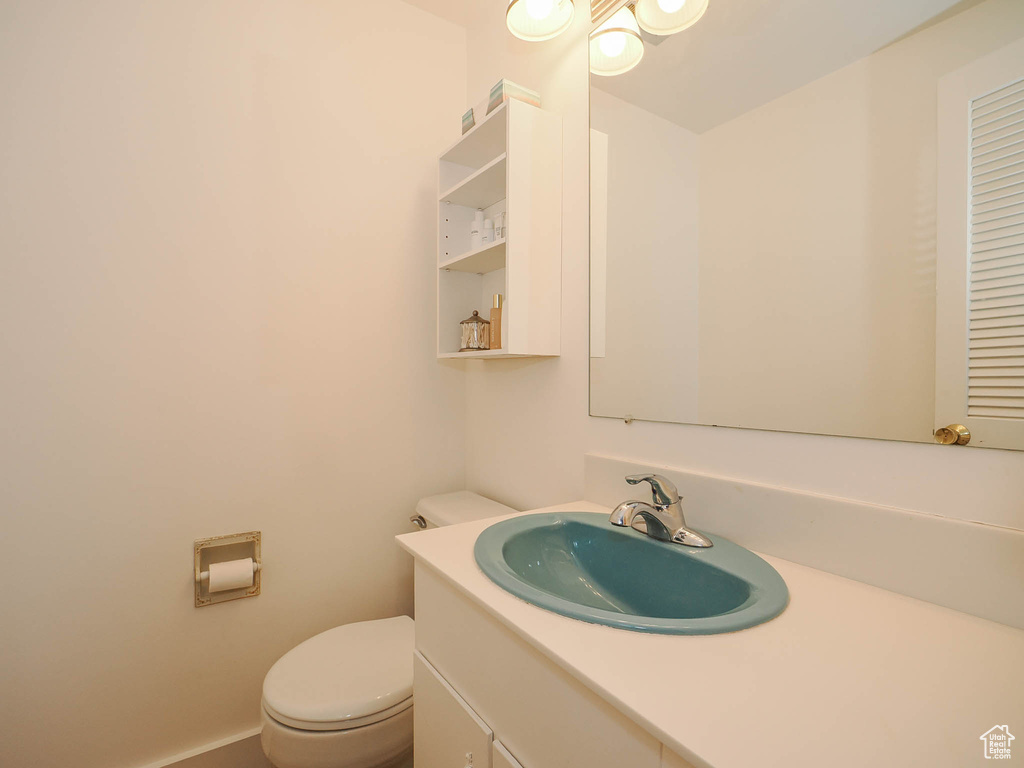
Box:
412, 563, 697, 768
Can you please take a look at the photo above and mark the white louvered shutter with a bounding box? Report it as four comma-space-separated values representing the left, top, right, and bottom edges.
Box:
937, 38, 1024, 449
968, 78, 1024, 420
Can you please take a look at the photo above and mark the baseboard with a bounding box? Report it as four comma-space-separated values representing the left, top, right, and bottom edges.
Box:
136, 728, 271, 768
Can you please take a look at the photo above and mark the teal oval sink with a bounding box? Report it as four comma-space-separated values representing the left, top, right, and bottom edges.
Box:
474, 512, 788, 635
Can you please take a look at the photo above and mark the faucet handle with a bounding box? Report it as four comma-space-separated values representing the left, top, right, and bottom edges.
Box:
625, 473, 679, 507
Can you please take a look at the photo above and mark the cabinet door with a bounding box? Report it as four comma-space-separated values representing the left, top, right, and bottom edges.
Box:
492, 741, 524, 768
414, 651, 492, 768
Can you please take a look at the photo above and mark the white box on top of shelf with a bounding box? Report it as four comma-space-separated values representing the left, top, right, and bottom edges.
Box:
437, 99, 562, 359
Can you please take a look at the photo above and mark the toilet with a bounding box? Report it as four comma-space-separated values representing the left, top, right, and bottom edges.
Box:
260, 491, 516, 768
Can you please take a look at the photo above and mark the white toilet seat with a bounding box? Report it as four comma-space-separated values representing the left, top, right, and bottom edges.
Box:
260, 616, 416, 768
263, 694, 412, 731
262, 615, 414, 730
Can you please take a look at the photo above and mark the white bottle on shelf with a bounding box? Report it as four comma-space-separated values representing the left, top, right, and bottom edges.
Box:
470, 210, 484, 250
482, 218, 494, 245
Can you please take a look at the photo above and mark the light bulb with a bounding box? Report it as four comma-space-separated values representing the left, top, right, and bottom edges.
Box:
657, 0, 687, 12
635, 0, 706, 35
598, 30, 627, 58
525, 0, 555, 20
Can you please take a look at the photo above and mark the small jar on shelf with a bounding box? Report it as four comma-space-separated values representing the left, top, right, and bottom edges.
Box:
460, 311, 490, 351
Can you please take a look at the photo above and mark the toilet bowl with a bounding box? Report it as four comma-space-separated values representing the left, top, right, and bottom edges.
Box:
261, 617, 415, 768
261, 491, 515, 768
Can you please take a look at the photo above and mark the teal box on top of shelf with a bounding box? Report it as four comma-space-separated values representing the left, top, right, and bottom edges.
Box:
461, 79, 542, 136
487, 78, 540, 114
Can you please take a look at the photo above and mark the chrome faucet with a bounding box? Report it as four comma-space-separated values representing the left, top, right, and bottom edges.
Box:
610, 473, 713, 548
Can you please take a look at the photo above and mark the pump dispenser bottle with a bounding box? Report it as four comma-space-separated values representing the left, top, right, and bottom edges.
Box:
470, 210, 484, 250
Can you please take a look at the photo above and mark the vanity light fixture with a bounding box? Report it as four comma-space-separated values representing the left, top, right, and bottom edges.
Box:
506, 0, 576, 42
633, 0, 708, 36
589, 5, 644, 77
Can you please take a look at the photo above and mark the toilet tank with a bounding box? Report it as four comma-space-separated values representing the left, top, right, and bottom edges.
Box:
413, 491, 516, 530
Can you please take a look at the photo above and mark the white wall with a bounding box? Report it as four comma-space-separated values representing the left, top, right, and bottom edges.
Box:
0, 2, 466, 767
462, 1, 1024, 532
461, 12, 592, 510
590, 89, 700, 424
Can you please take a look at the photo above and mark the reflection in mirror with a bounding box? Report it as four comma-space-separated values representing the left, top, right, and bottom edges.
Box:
590, 0, 1024, 449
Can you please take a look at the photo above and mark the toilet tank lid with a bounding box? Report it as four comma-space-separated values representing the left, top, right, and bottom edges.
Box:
262, 616, 414, 729
415, 490, 516, 527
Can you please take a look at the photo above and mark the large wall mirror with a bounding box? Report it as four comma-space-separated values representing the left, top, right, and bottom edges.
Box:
589, 0, 1024, 450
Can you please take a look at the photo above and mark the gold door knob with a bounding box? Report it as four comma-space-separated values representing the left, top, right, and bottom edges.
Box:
934, 424, 971, 445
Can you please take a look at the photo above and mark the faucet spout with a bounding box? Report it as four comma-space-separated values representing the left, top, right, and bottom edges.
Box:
609, 501, 675, 541
609, 474, 713, 548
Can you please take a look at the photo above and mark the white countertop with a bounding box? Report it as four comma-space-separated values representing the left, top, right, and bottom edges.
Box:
398, 502, 1024, 768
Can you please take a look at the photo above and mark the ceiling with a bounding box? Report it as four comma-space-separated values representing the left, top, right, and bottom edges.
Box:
401, 0, 479, 27
594, 0, 976, 133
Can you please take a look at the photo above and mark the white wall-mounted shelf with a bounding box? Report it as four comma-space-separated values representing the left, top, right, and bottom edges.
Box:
436, 348, 550, 360
440, 239, 507, 274
436, 99, 562, 359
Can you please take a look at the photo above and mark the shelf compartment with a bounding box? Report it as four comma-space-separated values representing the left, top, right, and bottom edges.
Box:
440, 154, 507, 209
439, 102, 508, 169
440, 239, 507, 274
438, 267, 506, 356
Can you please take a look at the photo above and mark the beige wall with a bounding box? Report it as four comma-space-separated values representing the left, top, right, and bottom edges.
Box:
698, 0, 1024, 442
0, 2, 466, 767
590, 89, 700, 424
461, 3, 1024, 531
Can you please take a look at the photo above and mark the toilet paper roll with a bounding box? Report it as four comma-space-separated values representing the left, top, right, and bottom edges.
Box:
208, 558, 255, 593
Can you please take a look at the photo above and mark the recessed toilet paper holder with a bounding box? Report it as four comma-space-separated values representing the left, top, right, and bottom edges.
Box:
194, 531, 262, 607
